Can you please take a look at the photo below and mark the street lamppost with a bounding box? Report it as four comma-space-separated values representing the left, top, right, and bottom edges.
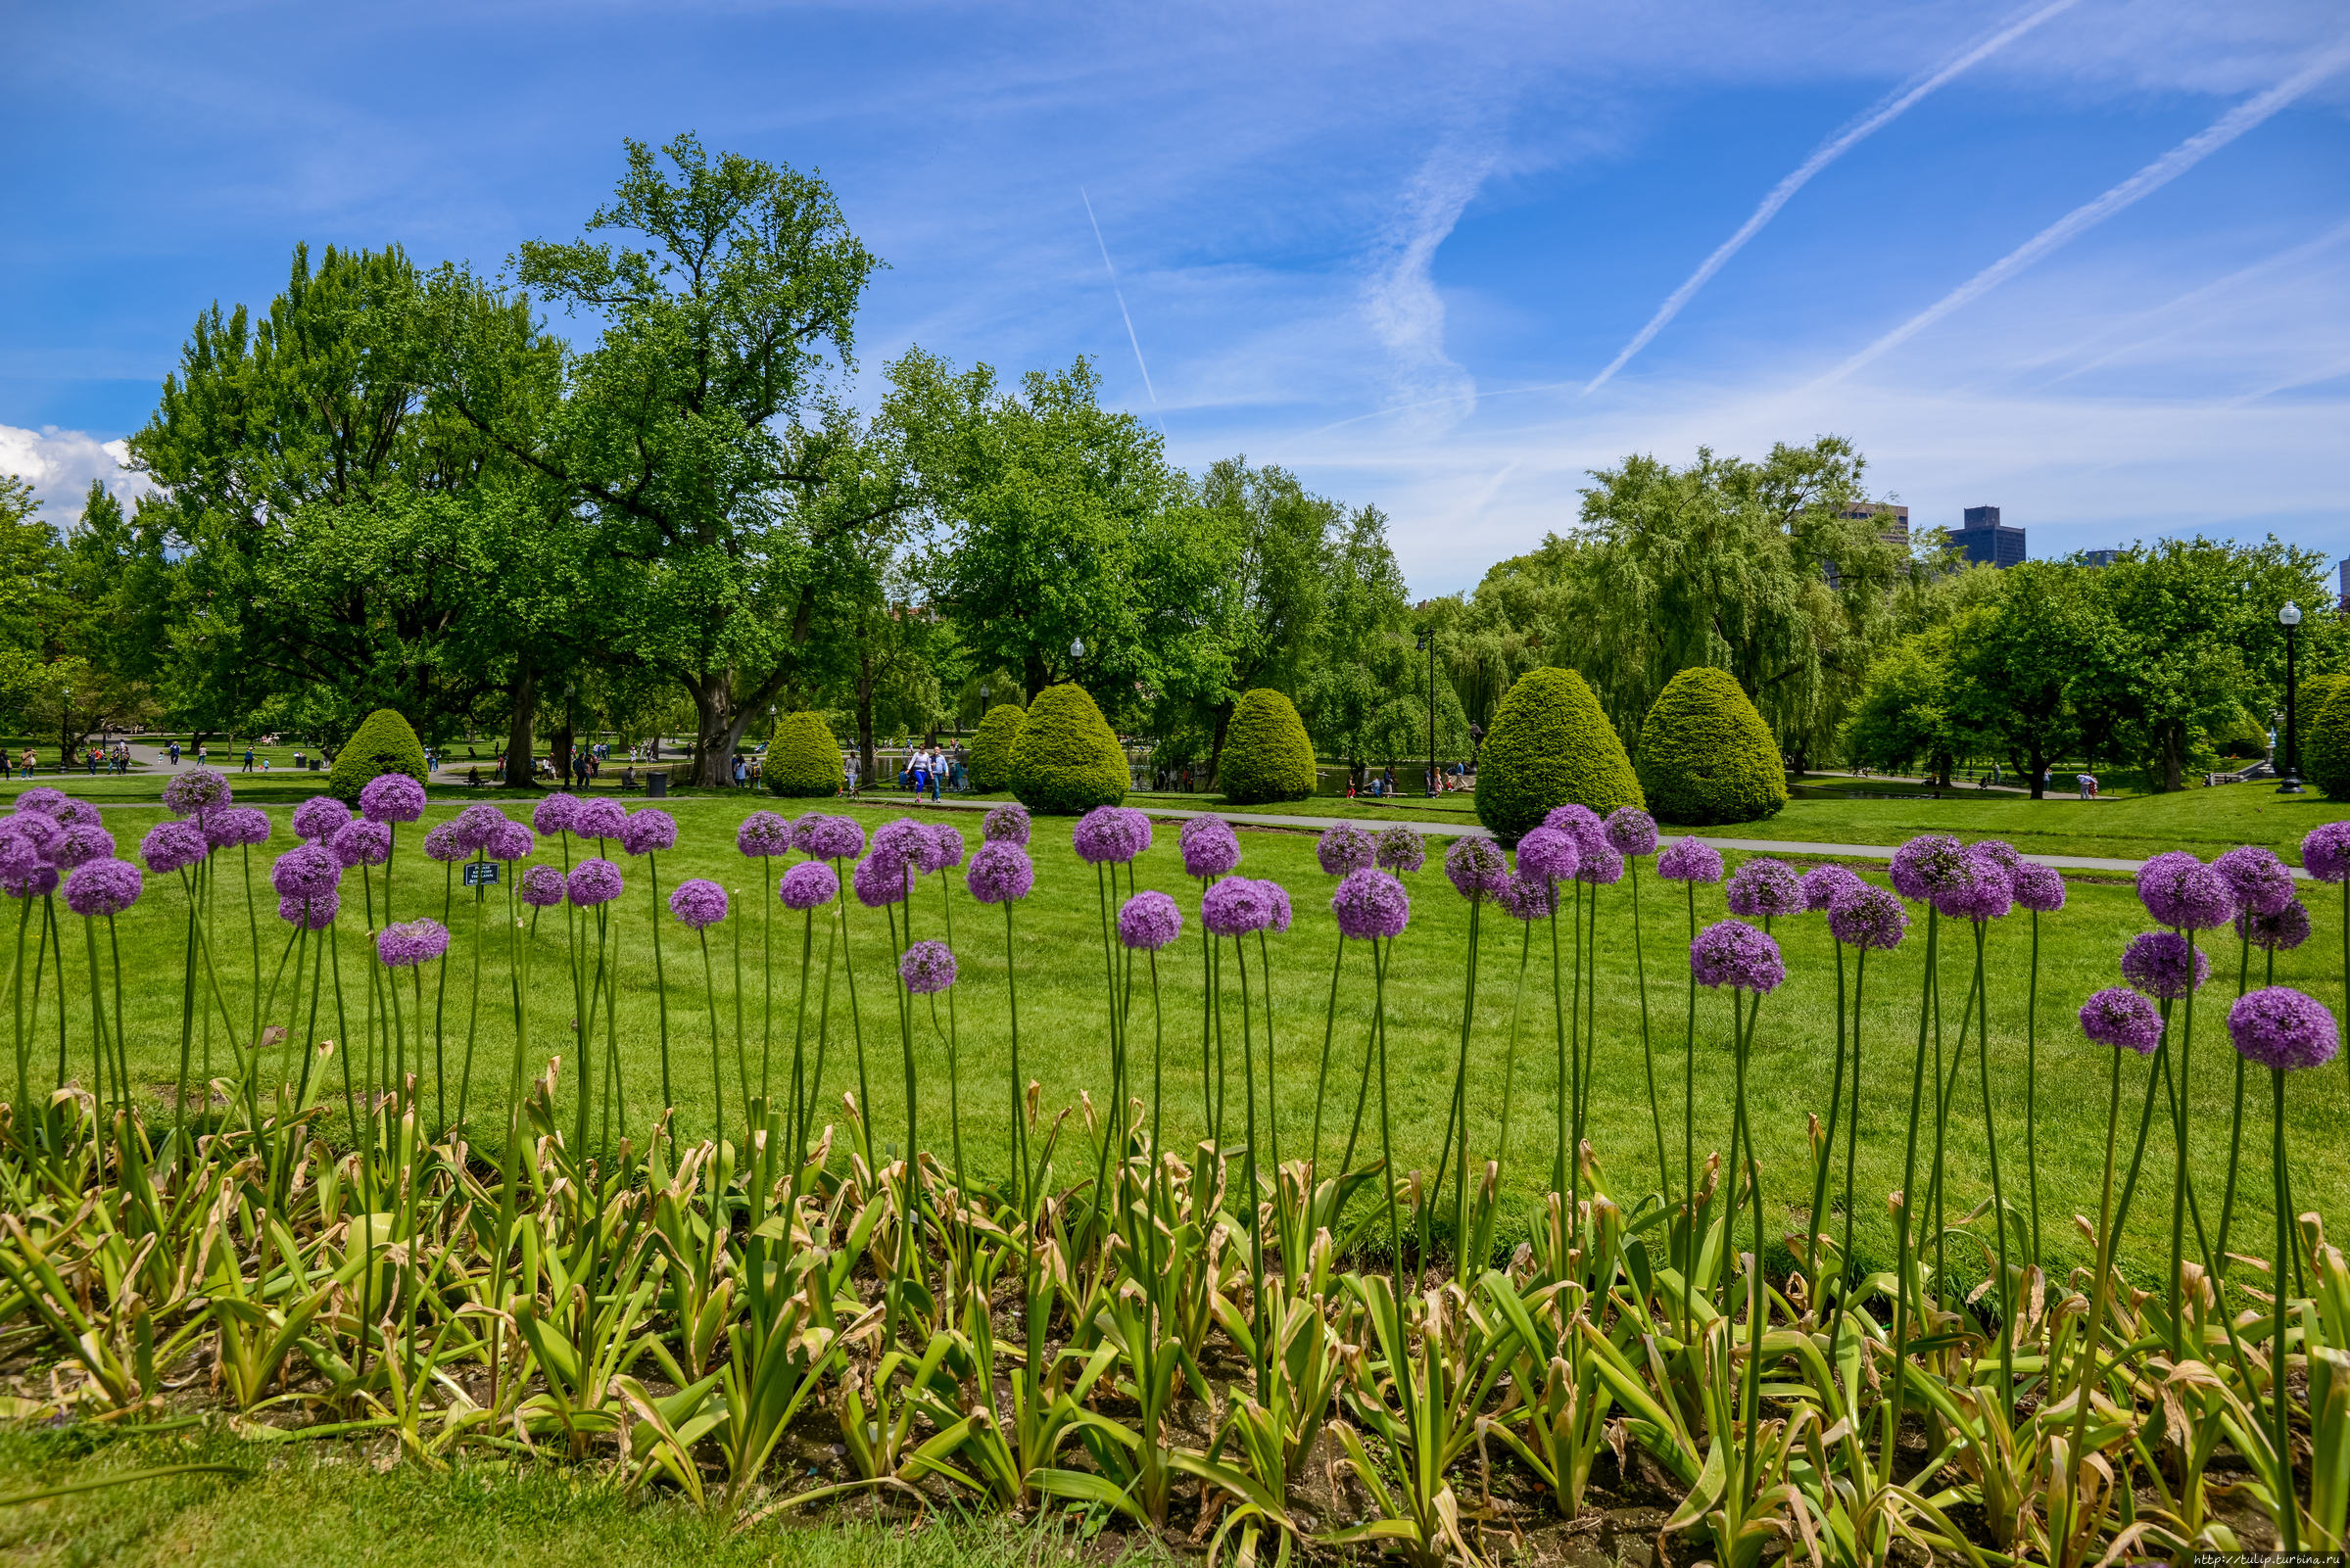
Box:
2278, 601, 2305, 794
1069, 637, 1083, 671
1415, 632, 1436, 796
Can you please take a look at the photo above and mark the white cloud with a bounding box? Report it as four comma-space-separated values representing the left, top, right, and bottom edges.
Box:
0, 425, 153, 526
1360, 141, 1494, 433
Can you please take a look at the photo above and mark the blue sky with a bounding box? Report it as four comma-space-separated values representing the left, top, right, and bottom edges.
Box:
5, 0, 2345, 593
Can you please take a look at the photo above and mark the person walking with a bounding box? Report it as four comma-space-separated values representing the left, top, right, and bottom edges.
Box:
242, 745, 255, 773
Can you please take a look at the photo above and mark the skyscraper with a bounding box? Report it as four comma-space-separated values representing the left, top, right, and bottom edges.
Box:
1949, 505, 2026, 568
1826, 502, 1909, 588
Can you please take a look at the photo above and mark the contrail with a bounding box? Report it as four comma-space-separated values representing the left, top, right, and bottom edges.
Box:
1079, 187, 1162, 419
1815, 39, 2350, 388
1582, 0, 2084, 395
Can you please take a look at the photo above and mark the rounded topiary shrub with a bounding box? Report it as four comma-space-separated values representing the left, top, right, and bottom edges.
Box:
1219, 689, 1317, 805
763, 711, 843, 798
1010, 684, 1127, 814
1634, 666, 1789, 826
1472, 667, 1643, 842
2301, 678, 2350, 798
326, 707, 428, 805
969, 703, 1029, 794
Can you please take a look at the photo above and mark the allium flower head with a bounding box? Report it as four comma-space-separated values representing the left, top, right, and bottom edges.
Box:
1073, 806, 1149, 865
1513, 828, 1579, 886
869, 817, 931, 871
54, 799, 101, 830
669, 879, 728, 929
2080, 987, 2163, 1056
1444, 835, 1510, 900
1316, 823, 1376, 877
0, 837, 48, 898
53, 823, 118, 870
920, 825, 966, 874
779, 860, 839, 911
1656, 837, 1724, 884
620, 808, 677, 857
1262, 879, 1293, 933
278, 888, 339, 929
1932, 849, 2014, 923
900, 940, 957, 994
2303, 821, 2350, 883
739, 811, 793, 858
203, 806, 272, 851
2135, 851, 2234, 931
1690, 919, 1785, 993
1889, 834, 1968, 902
376, 919, 451, 968
1202, 877, 1273, 936
330, 819, 391, 870
1726, 859, 1804, 919
806, 816, 865, 861
1575, 845, 1626, 885
454, 804, 506, 853
293, 796, 350, 844
1494, 872, 1557, 922
2228, 986, 2340, 1071
1605, 806, 1659, 859
359, 773, 427, 825
2120, 930, 2208, 999
423, 821, 472, 863
139, 820, 210, 875
532, 793, 580, 836
1179, 816, 1243, 879
571, 796, 627, 843
519, 864, 567, 907
162, 768, 232, 821
2237, 901, 2312, 952
1118, 889, 1183, 950
13, 787, 67, 818
1972, 839, 2022, 871
65, 859, 142, 918
2012, 862, 2066, 914
966, 842, 1034, 905
982, 802, 1031, 845
2, 813, 61, 855
1800, 864, 1863, 913
487, 821, 535, 862
853, 852, 910, 908
1828, 884, 1909, 950
269, 845, 341, 903
566, 857, 624, 907
1542, 804, 1608, 861
1331, 869, 1410, 941
1375, 825, 1427, 874
2214, 844, 2295, 919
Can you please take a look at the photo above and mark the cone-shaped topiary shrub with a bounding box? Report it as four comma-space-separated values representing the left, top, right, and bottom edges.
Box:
1219, 688, 1318, 805
2301, 676, 2350, 797
1634, 665, 1789, 826
969, 703, 1029, 794
763, 711, 844, 797
1011, 684, 1127, 814
1473, 666, 1643, 842
326, 707, 429, 805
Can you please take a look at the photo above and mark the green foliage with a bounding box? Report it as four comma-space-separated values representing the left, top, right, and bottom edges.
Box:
326, 707, 428, 803
2208, 703, 2270, 760
763, 711, 843, 797
968, 703, 1028, 792
1218, 688, 1317, 804
2301, 677, 2350, 797
1009, 683, 1127, 814
1635, 666, 1786, 825
1473, 666, 1643, 841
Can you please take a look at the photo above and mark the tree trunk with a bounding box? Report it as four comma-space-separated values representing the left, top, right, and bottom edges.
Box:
2027, 741, 2047, 800
551, 717, 573, 790
504, 665, 537, 788
856, 641, 878, 793
687, 671, 734, 787
1024, 651, 1047, 704
2161, 723, 2184, 792
1205, 700, 1236, 788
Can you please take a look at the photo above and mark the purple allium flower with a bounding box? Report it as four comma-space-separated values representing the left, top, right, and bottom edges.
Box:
870, 817, 931, 870
359, 773, 427, 826
64, 858, 142, 918
2228, 986, 2340, 1071
570, 796, 627, 843
1931, 849, 2014, 923
920, 824, 966, 874
1263, 879, 1293, 933
1202, 877, 1273, 936
161, 767, 232, 821
1828, 884, 1909, 950
1800, 864, 1864, 913
982, 802, 1031, 845
1118, 889, 1183, 950
1445, 835, 1510, 900
52, 800, 100, 829
1494, 872, 1557, 922
1691, 919, 1785, 993
900, 940, 957, 994
206, 807, 271, 851
1889, 833, 1968, 902
620, 808, 677, 857
738, 810, 793, 858
1331, 869, 1410, 941
1972, 838, 2022, 871
1375, 825, 1427, 874
269, 844, 341, 903
1542, 803, 1608, 861
806, 816, 865, 862
139, 820, 209, 875
519, 864, 567, 908
790, 811, 829, 854
533, 793, 580, 836
566, 857, 624, 907
669, 879, 728, 929
330, 819, 391, 870
2214, 844, 2295, 920
423, 821, 472, 863
2237, 901, 2312, 952
376, 918, 451, 968
1575, 845, 1626, 885
52, 823, 118, 870
1179, 816, 1243, 879
852, 852, 910, 908
1120, 806, 1155, 856
0, 836, 45, 897
2080, 987, 2163, 1056
6, 864, 58, 899
1316, 823, 1377, 876
2136, 851, 2235, 932
1605, 807, 1659, 858
1726, 859, 1804, 919
453, 803, 506, 853
293, 796, 350, 844
278, 888, 339, 929
965, 842, 1035, 905
2, 812, 62, 855
2120, 930, 2209, 999
487, 821, 535, 862
2302, 821, 2350, 883
2012, 862, 2066, 914
1656, 837, 1724, 884
12, 787, 66, 818
779, 860, 839, 911
1073, 806, 1148, 865
1514, 827, 1580, 885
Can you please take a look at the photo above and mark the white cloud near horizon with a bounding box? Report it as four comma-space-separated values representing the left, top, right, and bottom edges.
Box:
0, 424, 152, 526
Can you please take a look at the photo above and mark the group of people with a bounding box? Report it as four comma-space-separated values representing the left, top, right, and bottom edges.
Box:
896, 744, 963, 798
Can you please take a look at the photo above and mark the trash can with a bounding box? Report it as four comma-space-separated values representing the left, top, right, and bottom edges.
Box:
647, 771, 668, 799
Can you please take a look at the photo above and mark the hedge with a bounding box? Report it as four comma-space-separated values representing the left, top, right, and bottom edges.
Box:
325, 708, 429, 805
969, 704, 1029, 794
2302, 676, 2350, 797
1472, 667, 1643, 842
1219, 689, 1317, 805
763, 711, 843, 798
1010, 684, 1127, 814
1634, 665, 1788, 826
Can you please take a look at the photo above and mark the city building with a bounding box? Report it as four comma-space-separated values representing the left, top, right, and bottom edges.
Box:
1949, 504, 2026, 569
2337, 556, 2350, 613
1826, 501, 1909, 588
2083, 548, 2121, 567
